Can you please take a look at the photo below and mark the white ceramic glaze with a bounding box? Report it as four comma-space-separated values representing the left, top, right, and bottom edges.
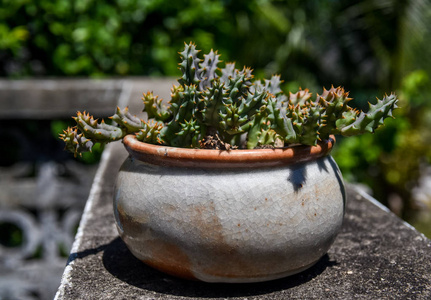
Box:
114, 140, 345, 283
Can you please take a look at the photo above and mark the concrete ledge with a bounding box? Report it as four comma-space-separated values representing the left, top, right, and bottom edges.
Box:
55, 142, 431, 299
0, 77, 174, 119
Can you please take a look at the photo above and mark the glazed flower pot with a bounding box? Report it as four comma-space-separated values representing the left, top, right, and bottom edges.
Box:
114, 135, 345, 283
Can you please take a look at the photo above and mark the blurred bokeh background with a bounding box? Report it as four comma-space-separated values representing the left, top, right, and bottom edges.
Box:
1, 0, 430, 299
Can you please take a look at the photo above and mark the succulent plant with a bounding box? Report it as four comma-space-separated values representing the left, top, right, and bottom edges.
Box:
60, 42, 398, 156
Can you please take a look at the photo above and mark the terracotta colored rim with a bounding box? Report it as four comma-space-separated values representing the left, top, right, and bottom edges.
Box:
122, 135, 335, 169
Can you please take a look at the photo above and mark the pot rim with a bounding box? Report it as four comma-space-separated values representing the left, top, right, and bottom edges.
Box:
122, 135, 335, 169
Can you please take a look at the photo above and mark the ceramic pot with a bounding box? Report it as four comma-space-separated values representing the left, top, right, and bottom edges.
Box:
114, 135, 345, 283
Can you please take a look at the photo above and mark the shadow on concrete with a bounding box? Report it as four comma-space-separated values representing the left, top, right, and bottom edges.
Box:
67, 243, 109, 266
102, 237, 338, 298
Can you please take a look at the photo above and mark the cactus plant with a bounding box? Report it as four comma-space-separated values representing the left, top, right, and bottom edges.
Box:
60, 42, 398, 156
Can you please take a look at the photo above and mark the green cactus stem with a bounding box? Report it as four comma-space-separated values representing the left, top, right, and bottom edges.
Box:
73, 111, 126, 142
337, 93, 398, 136
135, 120, 163, 144
59, 127, 94, 157
141, 92, 171, 122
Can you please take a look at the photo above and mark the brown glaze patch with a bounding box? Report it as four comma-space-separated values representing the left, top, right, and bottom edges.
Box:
187, 202, 267, 279
143, 239, 196, 280
116, 203, 149, 237
190, 202, 226, 249
117, 204, 195, 280
123, 134, 335, 169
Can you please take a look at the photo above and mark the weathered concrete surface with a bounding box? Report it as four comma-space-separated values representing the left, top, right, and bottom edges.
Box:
55, 142, 431, 299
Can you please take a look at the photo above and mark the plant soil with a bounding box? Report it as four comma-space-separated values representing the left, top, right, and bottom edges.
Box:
199, 134, 236, 150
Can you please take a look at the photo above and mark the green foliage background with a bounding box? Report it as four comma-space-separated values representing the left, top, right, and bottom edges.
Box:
1, 0, 431, 234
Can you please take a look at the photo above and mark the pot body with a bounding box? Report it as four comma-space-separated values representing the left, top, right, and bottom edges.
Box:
114, 153, 345, 283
